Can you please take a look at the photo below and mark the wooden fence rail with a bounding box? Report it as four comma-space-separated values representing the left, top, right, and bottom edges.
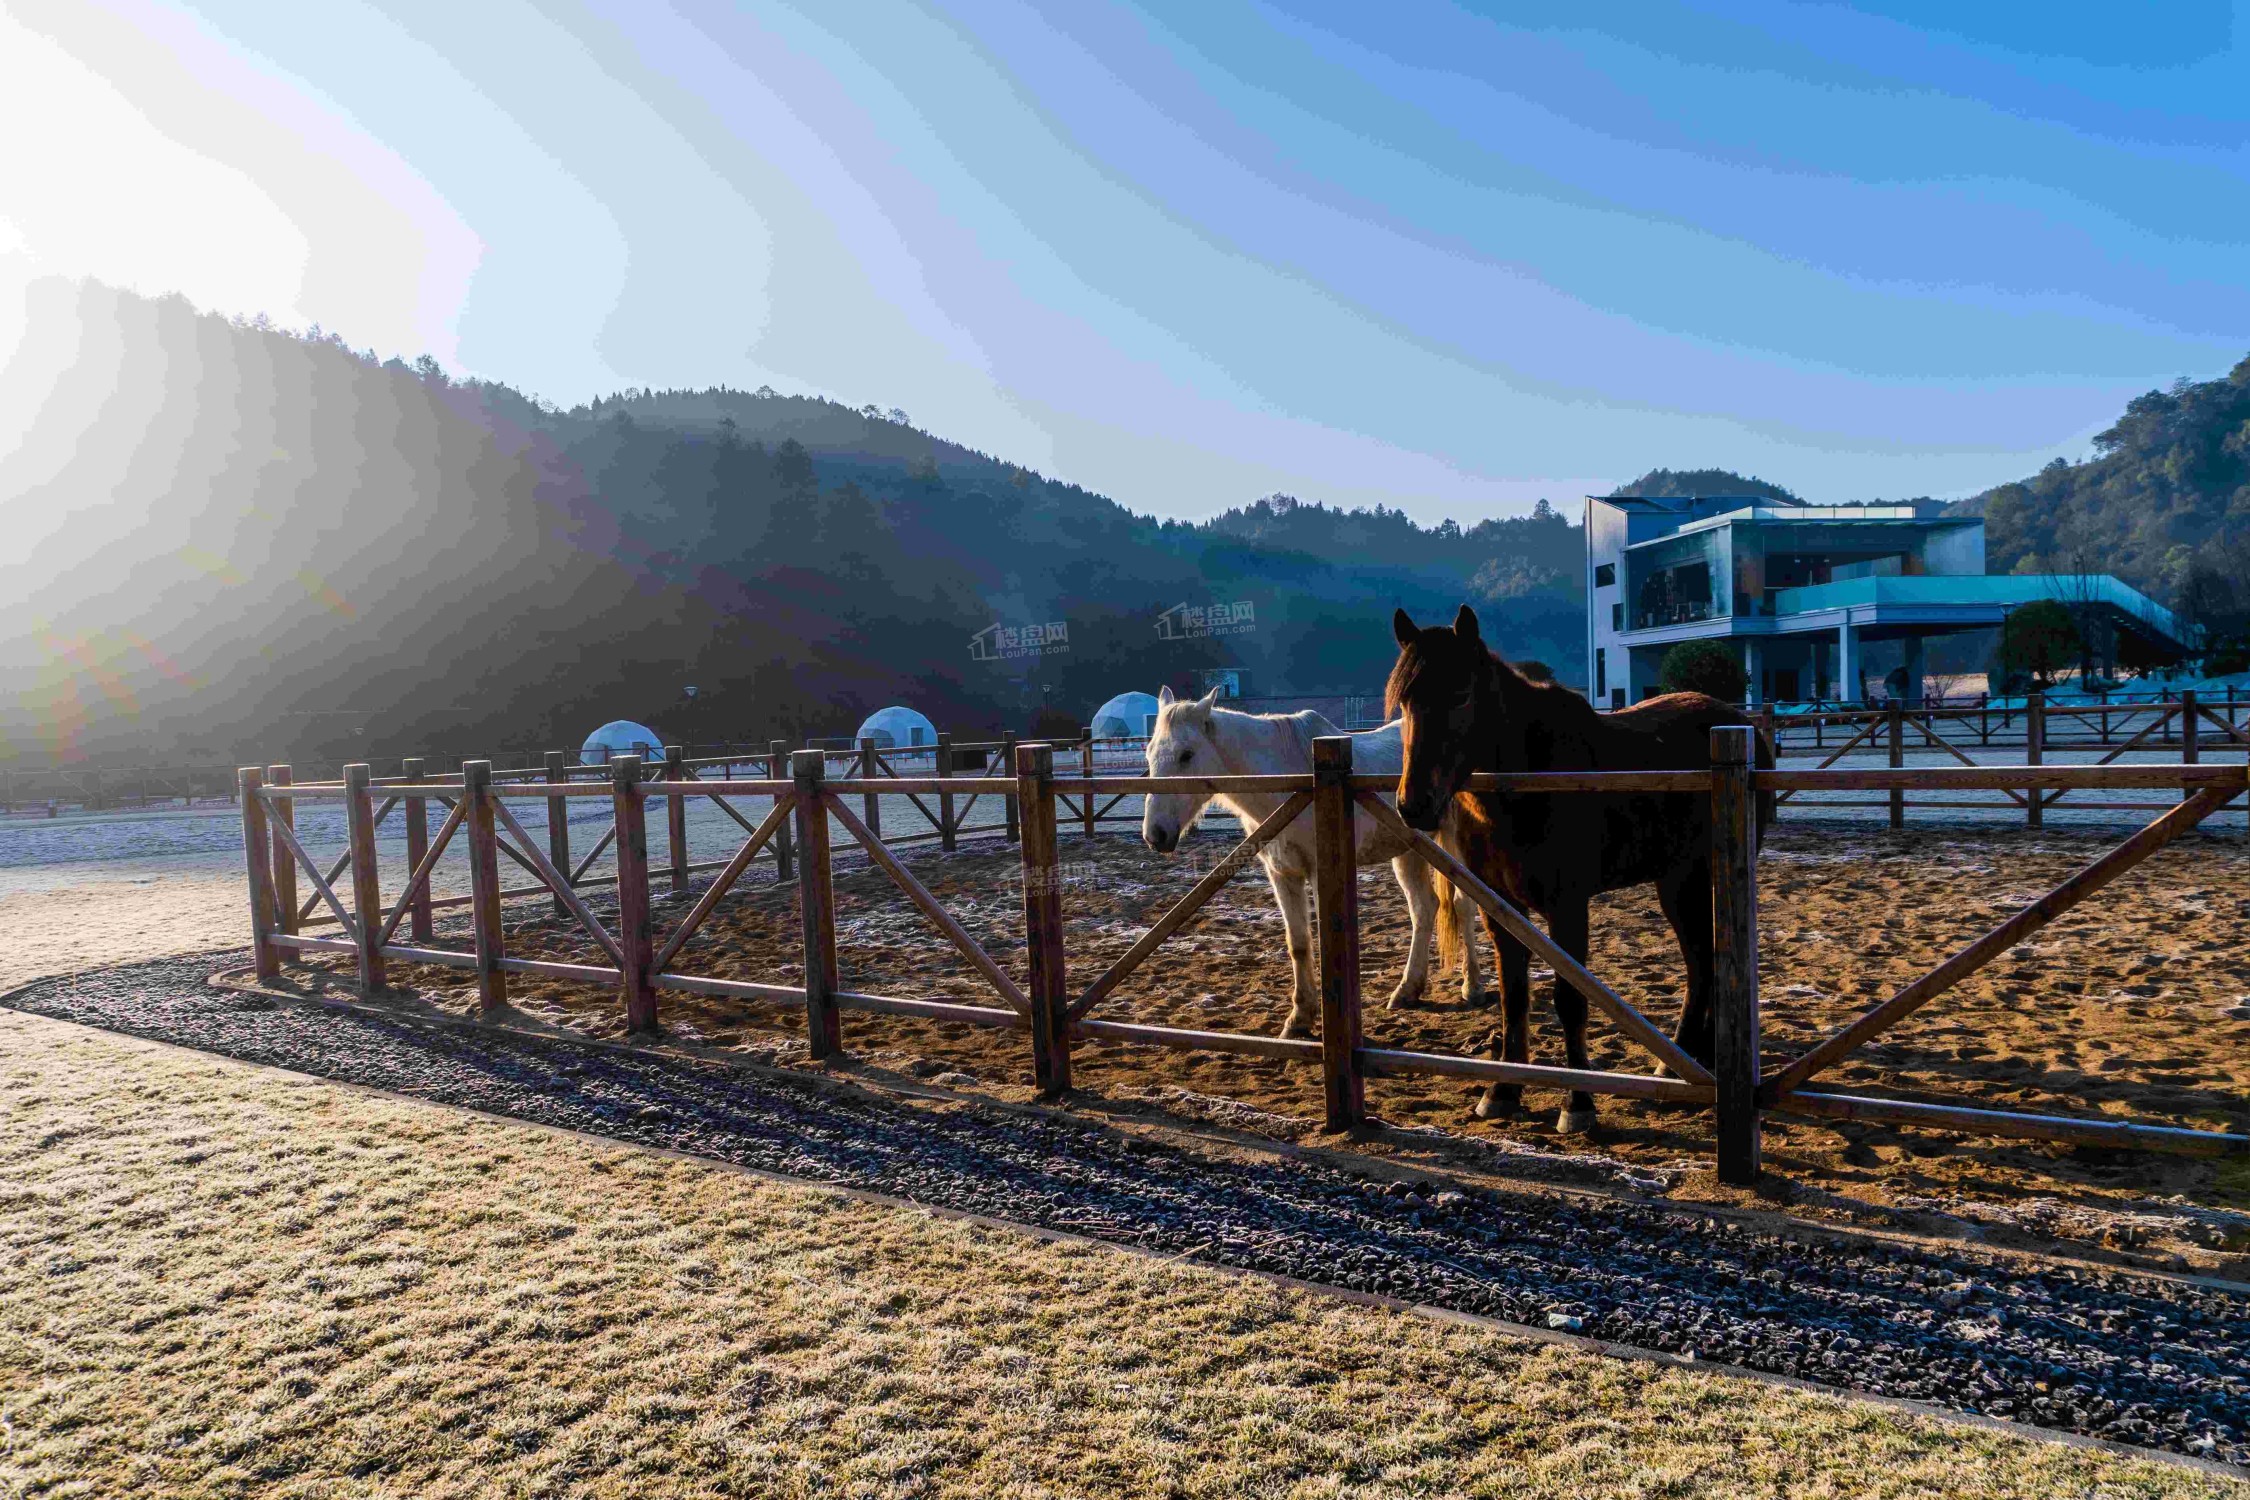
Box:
237, 740, 2250, 1188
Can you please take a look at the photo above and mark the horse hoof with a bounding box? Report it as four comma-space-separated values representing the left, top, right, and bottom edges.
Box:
1473, 1090, 1525, 1121
1555, 1106, 1599, 1136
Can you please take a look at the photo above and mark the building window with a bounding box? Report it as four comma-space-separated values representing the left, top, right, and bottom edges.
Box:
1594, 649, 1606, 698
1610, 602, 1622, 631
1611, 688, 1626, 710
1593, 562, 1615, 588
1628, 530, 1723, 630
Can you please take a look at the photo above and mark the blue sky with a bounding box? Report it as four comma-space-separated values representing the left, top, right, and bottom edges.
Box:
2, 0, 2244, 522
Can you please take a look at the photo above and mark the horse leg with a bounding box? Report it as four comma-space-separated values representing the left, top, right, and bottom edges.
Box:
1453, 881, 1486, 1004
1473, 920, 1532, 1120
1550, 896, 1600, 1135
1657, 863, 1716, 1069
1387, 855, 1435, 1009
1268, 865, 1320, 1038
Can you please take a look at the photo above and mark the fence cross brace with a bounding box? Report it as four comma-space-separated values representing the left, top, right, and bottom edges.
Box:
652, 794, 795, 975
1355, 792, 1715, 1086
826, 795, 1031, 1016
1764, 780, 2241, 1101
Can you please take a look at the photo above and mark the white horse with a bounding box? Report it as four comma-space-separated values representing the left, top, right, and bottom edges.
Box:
1140, 686, 1483, 1038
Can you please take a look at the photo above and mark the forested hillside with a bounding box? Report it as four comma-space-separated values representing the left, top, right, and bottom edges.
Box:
1960, 357, 2250, 650
30, 277, 2226, 771
0, 282, 1588, 767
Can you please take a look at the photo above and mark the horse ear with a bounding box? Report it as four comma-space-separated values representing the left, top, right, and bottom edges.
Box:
1453, 604, 1482, 645
1196, 685, 1223, 713
1157, 685, 1175, 707
1392, 608, 1418, 647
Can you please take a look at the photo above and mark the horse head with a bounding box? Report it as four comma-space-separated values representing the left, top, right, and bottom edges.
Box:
1141, 684, 1226, 853
1387, 604, 1502, 830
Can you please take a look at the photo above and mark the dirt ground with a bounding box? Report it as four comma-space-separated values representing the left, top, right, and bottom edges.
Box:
311, 819, 2250, 1272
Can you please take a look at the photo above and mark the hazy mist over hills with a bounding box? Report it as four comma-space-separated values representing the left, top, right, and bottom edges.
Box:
0, 282, 1582, 767
6, 281, 2242, 769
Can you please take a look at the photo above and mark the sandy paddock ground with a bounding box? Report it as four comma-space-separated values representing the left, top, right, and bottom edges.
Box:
288, 817, 2250, 1273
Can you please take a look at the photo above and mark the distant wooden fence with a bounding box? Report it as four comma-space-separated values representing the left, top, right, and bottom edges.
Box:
26, 682, 2241, 818
238, 736, 2250, 1187
1, 763, 243, 814
1750, 689, 2248, 828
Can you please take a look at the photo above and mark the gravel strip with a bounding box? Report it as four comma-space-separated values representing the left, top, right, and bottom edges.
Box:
8, 953, 2247, 1467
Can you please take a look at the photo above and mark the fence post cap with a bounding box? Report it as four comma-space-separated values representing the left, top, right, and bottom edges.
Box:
1311, 734, 1354, 777
462, 758, 495, 787
789, 749, 826, 780
342, 762, 371, 788
1710, 723, 1753, 763
1015, 741, 1054, 775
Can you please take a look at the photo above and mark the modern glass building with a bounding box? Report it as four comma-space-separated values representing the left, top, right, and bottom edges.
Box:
1583, 494, 2193, 707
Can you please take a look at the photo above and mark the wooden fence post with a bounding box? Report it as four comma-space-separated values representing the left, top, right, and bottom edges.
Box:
2180, 690, 2199, 805
936, 732, 957, 852
1311, 736, 1365, 1132
858, 737, 882, 842
545, 750, 571, 915
1017, 743, 1071, 1095
769, 740, 794, 881
402, 757, 433, 942
267, 765, 298, 938
664, 744, 689, 896
463, 760, 507, 1012
1002, 733, 1021, 843
2026, 691, 2045, 829
237, 768, 281, 980
791, 750, 842, 1059
1710, 726, 1762, 1185
1080, 732, 1096, 838
343, 764, 387, 992
611, 755, 655, 1031
1887, 700, 1905, 830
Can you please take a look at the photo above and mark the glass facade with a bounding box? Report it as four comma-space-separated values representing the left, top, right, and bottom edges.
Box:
1627, 528, 1727, 630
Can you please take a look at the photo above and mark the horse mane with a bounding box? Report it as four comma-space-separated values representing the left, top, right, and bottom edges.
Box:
1208, 703, 1331, 765
1385, 638, 1550, 719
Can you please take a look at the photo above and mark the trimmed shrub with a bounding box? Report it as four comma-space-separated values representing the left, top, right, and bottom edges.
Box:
1658, 639, 1747, 701
1997, 600, 2081, 687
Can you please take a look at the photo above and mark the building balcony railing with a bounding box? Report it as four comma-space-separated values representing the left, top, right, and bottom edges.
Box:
1630, 601, 1720, 631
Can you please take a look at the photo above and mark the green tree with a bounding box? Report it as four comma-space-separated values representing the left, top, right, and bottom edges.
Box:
1997, 599, 2081, 688
1658, 638, 1746, 700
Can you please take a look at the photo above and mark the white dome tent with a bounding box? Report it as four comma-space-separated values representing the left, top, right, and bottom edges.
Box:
1091, 690, 1161, 739
581, 720, 666, 765
854, 705, 937, 749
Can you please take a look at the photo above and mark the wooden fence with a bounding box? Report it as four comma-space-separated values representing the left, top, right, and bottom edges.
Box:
238, 734, 2249, 1187
1751, 689, 2248, 829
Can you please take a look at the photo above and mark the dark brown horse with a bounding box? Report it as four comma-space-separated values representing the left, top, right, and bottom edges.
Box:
1387, 605, 1773, 1132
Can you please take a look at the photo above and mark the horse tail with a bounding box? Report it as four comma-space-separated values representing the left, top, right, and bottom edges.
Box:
1434, 866, 1465, 970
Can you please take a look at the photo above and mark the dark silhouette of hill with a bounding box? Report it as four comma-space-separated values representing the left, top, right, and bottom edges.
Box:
1611, 468, 1801, 503
0, 282, 1588, 768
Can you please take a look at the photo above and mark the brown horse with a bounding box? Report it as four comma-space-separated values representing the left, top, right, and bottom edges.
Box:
1387, 605, 1773, 1132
